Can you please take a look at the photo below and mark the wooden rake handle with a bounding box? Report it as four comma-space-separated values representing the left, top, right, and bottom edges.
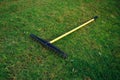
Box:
49, 16, 98, 44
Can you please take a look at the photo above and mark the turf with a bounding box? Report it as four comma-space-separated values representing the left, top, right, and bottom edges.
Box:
0, 0, 120, 80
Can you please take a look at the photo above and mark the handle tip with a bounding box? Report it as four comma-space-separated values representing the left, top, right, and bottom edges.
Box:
93, 16, 98, 20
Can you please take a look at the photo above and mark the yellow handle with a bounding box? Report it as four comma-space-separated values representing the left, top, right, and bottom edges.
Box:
49, 18, 96, 44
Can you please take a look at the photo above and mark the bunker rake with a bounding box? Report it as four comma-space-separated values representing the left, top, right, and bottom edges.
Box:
30, 16, 98, 59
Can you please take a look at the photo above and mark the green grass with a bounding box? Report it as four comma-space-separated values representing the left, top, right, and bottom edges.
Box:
0, 0, 120, 80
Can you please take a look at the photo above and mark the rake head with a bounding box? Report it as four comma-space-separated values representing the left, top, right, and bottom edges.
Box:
30, 34, 67, 59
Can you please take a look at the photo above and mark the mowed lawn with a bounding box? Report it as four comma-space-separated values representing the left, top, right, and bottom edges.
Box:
0, 0, 120, 80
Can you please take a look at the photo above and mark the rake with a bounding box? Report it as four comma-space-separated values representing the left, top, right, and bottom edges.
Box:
30, 16, 98, 59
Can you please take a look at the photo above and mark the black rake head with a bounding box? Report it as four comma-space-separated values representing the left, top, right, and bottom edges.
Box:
30, 34, 67, 59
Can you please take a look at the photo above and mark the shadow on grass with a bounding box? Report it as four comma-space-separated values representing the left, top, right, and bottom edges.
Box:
64, 54, 119, 80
